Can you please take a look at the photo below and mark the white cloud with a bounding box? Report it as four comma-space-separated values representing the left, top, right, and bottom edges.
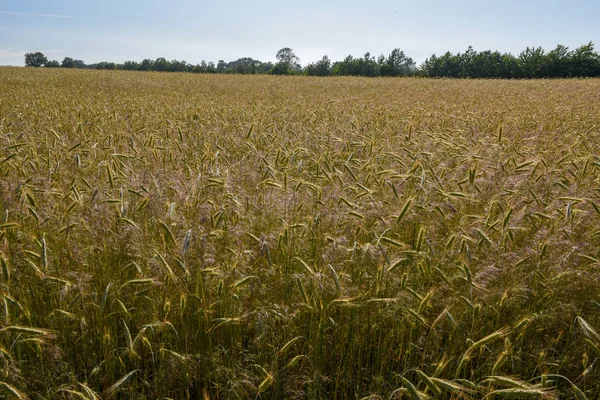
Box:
0, 47, 25, 66
222, 6, 241, 13
0, 47, 22, 56
0, 10, 72, 19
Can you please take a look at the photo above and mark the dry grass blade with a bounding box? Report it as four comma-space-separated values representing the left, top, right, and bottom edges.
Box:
278, 336, 304, 355
415, 370, 441, 397
231, 276, 259, 290
56, 389, 92, 400
484, 375, 535, 388
122, 319, 139, 359
209, 317, 242, 333
0, 382, 29, 400
483, 375, 557, 399
326, 264, 341, 296
429, 377, 474, 397
397, 197, 414, 223
457, 327, 511, 376
284, 354, 309, 369
159, 349, 192, 365
78, 382, 101, 400
104, 370, 139, 399
255, 365, 274, 396
1, 325, 56, 338
1, 253, 9, 283
576, 317, 600, 343
401, 377, 429, 400
293, 257, 315, 276
483, 388, 556, 399
154, 250, 175, 280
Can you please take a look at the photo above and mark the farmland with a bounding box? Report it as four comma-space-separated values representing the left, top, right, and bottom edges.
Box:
1, 67, 600, 398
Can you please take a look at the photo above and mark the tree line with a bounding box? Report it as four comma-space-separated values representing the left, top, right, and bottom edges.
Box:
420, 43, 600, 78
23, 42, 600, 78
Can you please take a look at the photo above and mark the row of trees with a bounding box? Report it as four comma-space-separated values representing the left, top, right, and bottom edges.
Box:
305, 49, 417, 77
24, 42, 600, 78
24, 53, 84, 69
95, 57, 276, 74
23, 47, 417, 77
24, 51, 274, 74
420, 43, 600, 78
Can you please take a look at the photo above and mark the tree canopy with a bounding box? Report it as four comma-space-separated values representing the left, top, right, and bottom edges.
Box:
420, 42, 600, 78
271, 47, 301, 75
24, 52, 48, 67
23, 43, 600, 78
61, 57, 75, 68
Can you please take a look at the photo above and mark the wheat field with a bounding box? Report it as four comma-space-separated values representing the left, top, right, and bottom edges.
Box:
1, 67, 600, 399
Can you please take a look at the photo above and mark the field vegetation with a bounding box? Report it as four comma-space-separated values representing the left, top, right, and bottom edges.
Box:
1, 68, 600, 398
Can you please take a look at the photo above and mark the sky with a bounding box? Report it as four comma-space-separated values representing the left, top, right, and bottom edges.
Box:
1, 0, 599, 66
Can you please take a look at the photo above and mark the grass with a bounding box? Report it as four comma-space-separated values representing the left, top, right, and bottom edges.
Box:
1, 67, 600, 398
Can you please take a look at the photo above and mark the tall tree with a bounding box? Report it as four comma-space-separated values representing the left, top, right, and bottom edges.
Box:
24, 52, 48, 67
153, 57, 169, 72
306, 55, 332, 76
570, 42, 600, 77
276, 48, 300, 68
216, 60, 227, 73
61, 57, 75, 68
122, 61, 140, 70
139, 59, 153, 71
518, 46, 546, 78
544, 45, 570, 78
383, 49, 416, 76
272, 47, 301, 74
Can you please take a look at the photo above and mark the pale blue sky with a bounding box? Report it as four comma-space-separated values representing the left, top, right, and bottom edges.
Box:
1, 0, 599, 66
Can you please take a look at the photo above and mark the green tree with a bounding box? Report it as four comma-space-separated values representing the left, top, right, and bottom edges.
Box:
206, 61, 217, 73
169, 59, 190, 72
305, 55, 332, 76
359, 52, 379, 76
544, 44, 570, 77
570, 42, 600, 77
217, 60, 227, 73
139, 59, 153, 71
332, 55, 356, 76
61, 57, 75, 68
122, 61, 140, 70
45, 60, 60, 68
153, 57, 170, 72
24, 52, 48, 67
518, 46, 546, 78
272, 47, 301, 75
191, 63, 206, 73
458, 46, 477, 77
382, 49, 416, 76
500, 53, 520, 78
96, 62, 116, 70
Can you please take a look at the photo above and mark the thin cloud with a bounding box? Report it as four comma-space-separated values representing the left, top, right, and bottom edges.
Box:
0, 48, 25, 66
0, 10, 72, 19
0, 48, 24, 56
222, 6, 241, 12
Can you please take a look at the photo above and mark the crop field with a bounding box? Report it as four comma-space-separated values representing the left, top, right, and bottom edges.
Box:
1, 68, 600, 399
